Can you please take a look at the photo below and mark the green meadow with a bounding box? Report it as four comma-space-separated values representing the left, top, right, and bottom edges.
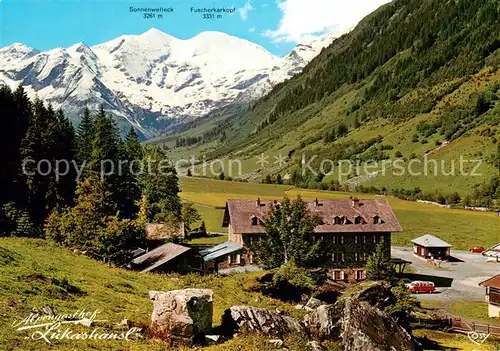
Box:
181, 177, 500, 250
0, 237, 310, 351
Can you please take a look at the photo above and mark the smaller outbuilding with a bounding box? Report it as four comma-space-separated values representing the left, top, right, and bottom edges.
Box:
199, 242, 245, 272
411, 234, 452, 260
479, 274, 500, 317
131, 242, 200, 273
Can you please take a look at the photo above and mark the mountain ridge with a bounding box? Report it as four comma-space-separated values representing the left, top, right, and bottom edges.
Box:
0, 29, 335, 138
159, 0, 500, 201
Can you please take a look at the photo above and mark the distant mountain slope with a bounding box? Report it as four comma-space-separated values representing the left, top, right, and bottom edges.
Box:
161, 0, 500, 199
0, 29, 334, 137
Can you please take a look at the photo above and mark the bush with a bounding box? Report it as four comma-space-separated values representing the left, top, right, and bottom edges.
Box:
261, 262, 324, 302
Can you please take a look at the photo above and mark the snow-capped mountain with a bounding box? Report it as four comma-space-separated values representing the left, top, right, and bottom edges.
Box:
0, 28, 335, 138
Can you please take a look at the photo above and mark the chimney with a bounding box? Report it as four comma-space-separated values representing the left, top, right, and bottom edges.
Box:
352, 197, 360, 208
257, 197, 261, 207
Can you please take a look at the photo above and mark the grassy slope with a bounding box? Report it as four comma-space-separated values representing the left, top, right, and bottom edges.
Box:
0, 238, 309, 351
180, 177, 500, 250
153, 1, 500, 197
1, 237, 498, 351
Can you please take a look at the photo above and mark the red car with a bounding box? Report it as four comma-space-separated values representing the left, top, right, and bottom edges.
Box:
407, 281, 436, 294
469, 247, 485, 253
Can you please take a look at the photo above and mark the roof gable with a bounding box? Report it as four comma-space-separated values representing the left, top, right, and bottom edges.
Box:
223, 198, 403, 234
411, 234, 452, 248
131, 243, 191, 273
479, 274, 500, 289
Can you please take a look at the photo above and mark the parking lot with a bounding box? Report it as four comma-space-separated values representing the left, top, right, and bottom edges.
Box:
392, 246, 500, 301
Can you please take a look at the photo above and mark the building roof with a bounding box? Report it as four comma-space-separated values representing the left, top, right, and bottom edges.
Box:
482, 243, 500, 258
200, 242, 243, 262
131, 247, 146, 259
479, 274, 500, 289
131, 243, 191, 273
411, 234, 452, 248
222, 198, 403, 234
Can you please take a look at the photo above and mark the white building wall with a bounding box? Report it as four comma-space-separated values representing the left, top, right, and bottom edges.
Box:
488, 303, 500, 318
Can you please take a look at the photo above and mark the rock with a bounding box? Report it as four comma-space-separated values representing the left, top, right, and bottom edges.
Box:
305, 297, 324, 311
119, 319, 130, 328
306, 304, 340, 339
221, 306, 307, 337
149, 288, 213, 341
254, 297, 262, 303
76, 318, 93, 327
42, 305, 55, 316
355, 282, 395, 309
307, 340, 324, 351
205, 335, 223, 345
269, 339, 284, 347
340, 297, 421, 351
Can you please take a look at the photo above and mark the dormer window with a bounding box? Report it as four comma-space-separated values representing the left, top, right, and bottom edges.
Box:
354, 216, 365, 225
251, 216, 258, 226
333, 216, 342, 225
373, 215, 381, 224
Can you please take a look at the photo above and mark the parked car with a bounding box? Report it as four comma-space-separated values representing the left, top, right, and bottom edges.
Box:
407, 281, 436, 294
469, 247, 486, 253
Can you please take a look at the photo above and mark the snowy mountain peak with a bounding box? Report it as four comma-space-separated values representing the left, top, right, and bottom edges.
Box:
0, 30, 336, 138
0, 43, 38, 62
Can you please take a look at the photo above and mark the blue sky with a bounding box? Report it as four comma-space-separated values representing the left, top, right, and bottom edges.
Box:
0, 0, 391, 57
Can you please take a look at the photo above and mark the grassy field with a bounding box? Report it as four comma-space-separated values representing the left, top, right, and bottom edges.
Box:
421, 300, 500, 325
180, 177, 500, 250
0, 237, 312, 351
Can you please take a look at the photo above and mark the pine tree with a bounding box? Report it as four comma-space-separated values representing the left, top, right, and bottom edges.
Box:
199, 220, 207, 235
54, 110, 77, 208
139, 147, 182, 223
181, 202, 201, 231
21, 99, 61, 228
365, 242, 394, 281
117, 127, 143, 219
90, 106, 122, 212
76, 107, 94, 164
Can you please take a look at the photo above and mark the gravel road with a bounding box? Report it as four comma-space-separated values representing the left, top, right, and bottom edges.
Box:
392, 246, 500, 301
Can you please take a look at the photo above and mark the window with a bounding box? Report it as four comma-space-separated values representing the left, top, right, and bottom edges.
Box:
334, 270, 342, 280
333, 235, 343, 245
332, 253, 344, 262
373, 216, 380, 224
236, 254, 241, 264
228, 255, 231, 264
362, 252, 367, 261
251, 216, 258, 225
373, 235, 378, 244
354, 216, 361, 224
355, 236, 359, 244
356, 270, 364, 281
355, 253, 359, 261
333, 216, 342, 225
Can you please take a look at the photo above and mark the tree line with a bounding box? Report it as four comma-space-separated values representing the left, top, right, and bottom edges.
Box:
0, 85, 184, 264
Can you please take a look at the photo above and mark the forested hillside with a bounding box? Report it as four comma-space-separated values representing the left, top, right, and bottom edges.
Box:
159, 0, 500, 206
0, 85, 186, 263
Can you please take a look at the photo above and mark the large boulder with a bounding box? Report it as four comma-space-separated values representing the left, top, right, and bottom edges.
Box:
221, 305, 307, 337
355, 282, 395, 309
340, 297, 420, 351
307, 304, 340, 339
149, 289, 213, 342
